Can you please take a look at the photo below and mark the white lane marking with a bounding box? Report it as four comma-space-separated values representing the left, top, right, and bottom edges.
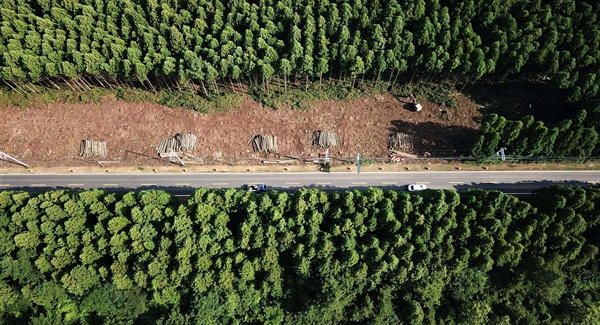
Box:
317, 182, 331, 185
103, 184, 119, 186
67, 184, 84, 186
352, 182, 368, 185
31, 184, 47, 186
212, 183, 229, 185
0, 184, 10, 187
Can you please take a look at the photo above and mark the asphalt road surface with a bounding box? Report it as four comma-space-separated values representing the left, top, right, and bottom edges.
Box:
0, 171, 598, 195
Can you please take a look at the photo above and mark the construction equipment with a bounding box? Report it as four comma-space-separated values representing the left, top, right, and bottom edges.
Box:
409, 93, 423, 111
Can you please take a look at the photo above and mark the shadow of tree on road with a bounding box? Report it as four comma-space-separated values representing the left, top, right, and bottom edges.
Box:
453, 180, 598, 196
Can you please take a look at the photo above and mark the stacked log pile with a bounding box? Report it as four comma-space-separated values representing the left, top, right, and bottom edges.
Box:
80, 140, 107, 156
388, 133, 416, 162
250, 134, 278, 153
390, 150, 418, 161
388, 132, 414, 152
312, 130, 337, 147
157, 133, 198, 154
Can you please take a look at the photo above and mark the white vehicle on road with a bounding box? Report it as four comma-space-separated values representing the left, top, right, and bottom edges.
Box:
408, 184, 427, 192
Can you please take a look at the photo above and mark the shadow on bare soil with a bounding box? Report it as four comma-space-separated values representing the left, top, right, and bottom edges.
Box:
462, 81, 573, 123
0, 158, 25, 167
124, 150, 167, 163
389, 120, 477, 155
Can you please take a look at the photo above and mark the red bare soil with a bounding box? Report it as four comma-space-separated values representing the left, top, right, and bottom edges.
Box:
0, 93, 481, 167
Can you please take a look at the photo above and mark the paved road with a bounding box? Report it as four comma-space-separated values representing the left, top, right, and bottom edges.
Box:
0, 171, 598, 195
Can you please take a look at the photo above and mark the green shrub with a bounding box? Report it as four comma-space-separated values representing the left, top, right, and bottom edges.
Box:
393, 83, 456, 108
154, 90, 243, 113
250, 79, 375, 110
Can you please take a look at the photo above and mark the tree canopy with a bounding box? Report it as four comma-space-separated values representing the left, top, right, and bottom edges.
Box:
471, 111, 600, 158
0, 185, 599, 323
0, 0, 599, 101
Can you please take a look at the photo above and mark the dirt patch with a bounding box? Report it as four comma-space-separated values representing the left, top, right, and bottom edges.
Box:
0, 92, 482, 169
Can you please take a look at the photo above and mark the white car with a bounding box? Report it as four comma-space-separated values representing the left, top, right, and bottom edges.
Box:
408, 184, 427, 191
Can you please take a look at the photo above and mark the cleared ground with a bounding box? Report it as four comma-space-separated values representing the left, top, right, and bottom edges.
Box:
1, 90, 483, 171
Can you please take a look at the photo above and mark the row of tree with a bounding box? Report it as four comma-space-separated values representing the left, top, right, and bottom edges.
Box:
0, 0, 599, 100
471, 110, 600, 158
0, 185, 599, 323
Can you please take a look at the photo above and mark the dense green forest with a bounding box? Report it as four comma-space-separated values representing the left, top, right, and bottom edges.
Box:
0, 0, 599, 102
0, 185, 599, 323
471, 110, 600, 159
